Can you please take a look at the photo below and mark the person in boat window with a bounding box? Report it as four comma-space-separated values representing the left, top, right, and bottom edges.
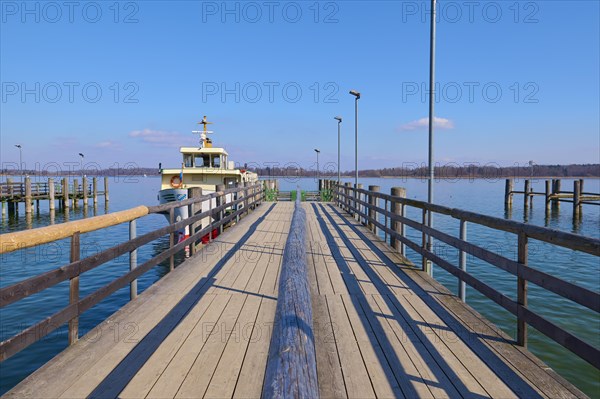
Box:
213, 156, 221, 168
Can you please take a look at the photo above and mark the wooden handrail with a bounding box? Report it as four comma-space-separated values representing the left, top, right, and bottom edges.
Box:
0, 184, 264, 361
329, 181, 600, 369
339, 186, 600, 256
0, 206, 149, 254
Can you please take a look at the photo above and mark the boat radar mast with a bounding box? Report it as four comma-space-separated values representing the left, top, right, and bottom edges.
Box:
192, 116, 214, 148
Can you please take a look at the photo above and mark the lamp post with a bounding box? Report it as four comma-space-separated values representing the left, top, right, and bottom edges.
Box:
426, 0, 437, 277
314, 149, 320, 190
14, 144, 22, 179
334, 116, 342, 186
349, 90, 360, 188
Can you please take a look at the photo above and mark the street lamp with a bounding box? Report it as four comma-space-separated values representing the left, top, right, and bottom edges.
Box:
14, 144, 22, 178
79, 153, 84, 175
334, 116, 342, 186
426, 0, 437, 277
314, 149, 320, 189
349, 90, 360, 189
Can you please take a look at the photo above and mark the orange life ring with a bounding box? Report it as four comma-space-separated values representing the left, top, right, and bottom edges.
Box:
170, 175, 183, 188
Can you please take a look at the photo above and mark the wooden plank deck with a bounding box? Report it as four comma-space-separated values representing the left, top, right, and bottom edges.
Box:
4, 201, 586, 398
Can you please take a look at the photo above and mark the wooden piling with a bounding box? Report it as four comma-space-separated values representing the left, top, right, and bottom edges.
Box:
48, 178, 55, 211
7, 178, 15, 214
25, 177, 32, 214
524, 180, 530, 209
368, 185, 379, 233
104, 177, 109, 204
73, 179, 79, 209
573, 180, 581, 217
544, 180, 551, 214
390, 187, 406, 255
93, 177, 98, 205
82, 176, 88, 206
62, 178, 70, 209
504, 179, 513, 208
552, 179, 561, 210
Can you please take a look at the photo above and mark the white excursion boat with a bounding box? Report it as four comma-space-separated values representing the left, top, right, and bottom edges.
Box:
158, 116, 259, 243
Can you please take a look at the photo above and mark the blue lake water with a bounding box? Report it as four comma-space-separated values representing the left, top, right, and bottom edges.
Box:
1, 176, 599, 396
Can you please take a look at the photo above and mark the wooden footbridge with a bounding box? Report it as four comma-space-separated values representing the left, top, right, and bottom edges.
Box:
1, 181, 599, 398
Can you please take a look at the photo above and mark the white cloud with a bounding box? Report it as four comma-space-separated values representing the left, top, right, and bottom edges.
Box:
94, 140, 121, 149
129, 129, 196, 147
398, 117, 455, 132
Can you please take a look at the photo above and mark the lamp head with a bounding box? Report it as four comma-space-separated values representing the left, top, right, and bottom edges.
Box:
349, 90, 361, 99
79, 153, 84, 158
15, 144, 21, 149
314, 149, 320, 153
334, 116, 342, 122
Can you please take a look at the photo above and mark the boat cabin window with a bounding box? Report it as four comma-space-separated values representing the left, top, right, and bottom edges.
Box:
195, 155, 210, 167
224, 177, 237, 187
183, 154, 193, 168
213, 155, 221, 168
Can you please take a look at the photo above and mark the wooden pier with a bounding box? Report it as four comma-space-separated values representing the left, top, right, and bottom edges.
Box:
1, 182, 598, 398
0, 176, 109, 215
504, 178, 600, 216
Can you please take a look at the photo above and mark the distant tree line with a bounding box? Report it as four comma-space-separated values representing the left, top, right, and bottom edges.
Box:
2, 163, 598, 178
255, 163, 600, 179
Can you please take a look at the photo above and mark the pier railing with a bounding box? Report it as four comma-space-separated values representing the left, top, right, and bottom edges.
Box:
0, 183, 263, 361
333, 182, 600, 369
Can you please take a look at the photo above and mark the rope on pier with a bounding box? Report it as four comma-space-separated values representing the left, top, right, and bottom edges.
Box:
262, 190, 319, 399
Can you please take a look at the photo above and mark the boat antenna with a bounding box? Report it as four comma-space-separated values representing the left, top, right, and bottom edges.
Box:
192, 115, 214, 148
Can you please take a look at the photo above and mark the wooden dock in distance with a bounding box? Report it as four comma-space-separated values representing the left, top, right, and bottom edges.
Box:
1, 182, 598, 398
0, 176, 109, 215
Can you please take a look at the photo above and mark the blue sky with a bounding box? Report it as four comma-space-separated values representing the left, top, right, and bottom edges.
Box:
1, 0, 599, 173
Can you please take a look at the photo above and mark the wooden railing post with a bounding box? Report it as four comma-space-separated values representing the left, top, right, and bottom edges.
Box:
355, 183, 363, 223
216, 184, 225, 234
517, 232, 528, 347
169, 208, 175, 271
504, 178, 513, 208
421, 208, 429, 273
188, 187, 202, 254
69, 232, 81, 345
25, 176, 32, 214
390, 187, 406, 255
459, 219, 467, 302
129, 220, 138, 300
344, 182, 351, 213
368, 185, 379, 234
